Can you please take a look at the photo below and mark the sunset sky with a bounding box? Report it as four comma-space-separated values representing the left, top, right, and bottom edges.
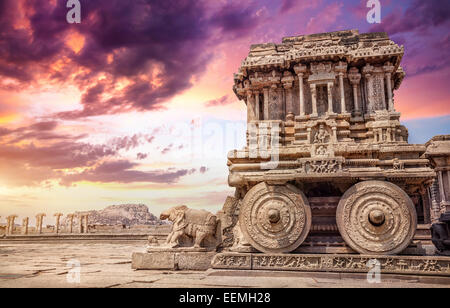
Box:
0, 0, 449, 225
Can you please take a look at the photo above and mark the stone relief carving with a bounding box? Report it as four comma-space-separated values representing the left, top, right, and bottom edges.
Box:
313, 124, 330, 144
212, 253, 450, 276
158, 205, 219, 249
336, 181, 417, 255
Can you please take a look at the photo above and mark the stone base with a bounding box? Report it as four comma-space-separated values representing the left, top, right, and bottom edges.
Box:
132, 251, 216, 271
211, 253, 450, 277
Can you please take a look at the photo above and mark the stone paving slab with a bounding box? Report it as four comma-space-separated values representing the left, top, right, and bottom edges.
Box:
0, 242, 449, 288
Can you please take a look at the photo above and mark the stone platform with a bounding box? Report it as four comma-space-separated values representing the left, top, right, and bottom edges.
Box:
132, 250, 216, 271
1, 242, 449, 287
211, 253, 450, 277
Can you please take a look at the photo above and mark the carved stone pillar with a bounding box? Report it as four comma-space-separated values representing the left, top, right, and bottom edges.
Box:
348, 67, 362, 114
6, 215, 17, 235
78, 215, 83, 233
22, 217, 29, 235
84, 215, 89, 234
246, 90, 255, 122
283, 82, 294, 120
430, 179, 442, 223
438, 171, 447, 206
294, 64, 307, 116
383, 62, 395, 111
385, 72, 393, 111
54, 213, 63, 234
67, 214, 74, 233
327, 82, 334, 114
254, 90, 260, 120
310, 84, 318, 117
298, 73, 305, 116
36, 214, 45, 234
362, 64, 374, 114
338, 73, 346, 113
263, 88, 269, 120
335, 62, 347, 114
365, 74, 373, 113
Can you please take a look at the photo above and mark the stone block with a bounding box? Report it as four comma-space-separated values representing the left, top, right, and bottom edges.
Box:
132, 251, 216, 271
132, 251, 175, 270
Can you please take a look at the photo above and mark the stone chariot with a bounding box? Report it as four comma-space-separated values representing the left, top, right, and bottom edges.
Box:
222, 30, 439, 256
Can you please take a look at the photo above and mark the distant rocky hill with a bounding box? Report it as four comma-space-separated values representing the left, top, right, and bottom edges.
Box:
66, 204, 166, 226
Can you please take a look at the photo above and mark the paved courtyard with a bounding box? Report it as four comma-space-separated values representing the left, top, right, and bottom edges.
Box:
0, 241, 449, 288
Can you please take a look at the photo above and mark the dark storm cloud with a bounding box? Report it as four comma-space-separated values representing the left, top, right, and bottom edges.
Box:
60, 160, 192, 185
370, 0, 450, 77
370, 0, 450, 35
0, 0, 265, 119
0, 121, 155, 170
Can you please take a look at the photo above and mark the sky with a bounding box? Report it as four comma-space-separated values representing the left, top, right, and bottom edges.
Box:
0, 0, 449, 224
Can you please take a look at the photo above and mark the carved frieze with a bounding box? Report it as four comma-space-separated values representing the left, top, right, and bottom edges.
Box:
211, 253, 450, 276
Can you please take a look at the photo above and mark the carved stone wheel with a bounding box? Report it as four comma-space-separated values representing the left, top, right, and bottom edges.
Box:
336, 181, 417, 255
239, 182, 311, 253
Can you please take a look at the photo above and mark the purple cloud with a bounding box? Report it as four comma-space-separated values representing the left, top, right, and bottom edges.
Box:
60, 160, 193, 185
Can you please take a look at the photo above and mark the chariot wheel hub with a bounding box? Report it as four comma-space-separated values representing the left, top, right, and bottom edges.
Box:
267, 208, 281, 223
369, 209, 385, 226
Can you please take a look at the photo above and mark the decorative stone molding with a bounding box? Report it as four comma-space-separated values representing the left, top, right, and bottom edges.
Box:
211, 253, 450, 276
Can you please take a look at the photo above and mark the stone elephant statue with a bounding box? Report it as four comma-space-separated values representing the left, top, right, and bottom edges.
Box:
160, 205, 218, 249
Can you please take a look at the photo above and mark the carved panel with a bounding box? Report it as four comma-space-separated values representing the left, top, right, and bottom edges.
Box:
211, 253, 450, 276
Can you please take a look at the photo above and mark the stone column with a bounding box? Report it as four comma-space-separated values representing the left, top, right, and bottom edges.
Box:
5, 216, 10, 235
54, 213, 63, 234
7, 215, 17, 235
338, 73, 346, 113
438, 171, 447, 206
36, 213, 45, 234
283, 82, 294, 120
335, 62, 347, 114
362, 64, 374, 114
365, 74, 373, 113
263, 88, 269, 120
298, 74, 305, 116
246, 90, 255, 122
348, 67, 362, 114
78, 214, 84, 233
385, 72, 393, 111
254, 91, 260, 120
430, 180, 441, 224
67, 214, 74, 233
310, 84, 318, 117
327, 82, 334, 114
84, 215, 89, 234
383, 62, 395, 111
294, 64, 307, 116
22, 217, 29, 235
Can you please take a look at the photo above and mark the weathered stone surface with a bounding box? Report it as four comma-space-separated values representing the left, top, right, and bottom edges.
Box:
156, 206, 219, 250
239, 182, 311, 253
336, 180, 417, 255
212, 252, 450, 277
132, 251, 175, 270
132, 251, 215, 271
426, 135, 450, 254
